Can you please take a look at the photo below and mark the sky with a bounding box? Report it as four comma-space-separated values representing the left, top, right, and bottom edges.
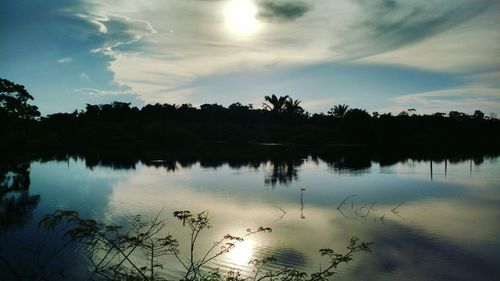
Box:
1, 0, 499, 116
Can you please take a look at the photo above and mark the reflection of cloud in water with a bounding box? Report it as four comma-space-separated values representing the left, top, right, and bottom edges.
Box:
0, 162, 40, 230
334, 197, 500, 252
345, 223, 499, 281
34, 156, 498, 280
264, 247, 309, 270
395, 199, 500, 248
104, 167, 355, 271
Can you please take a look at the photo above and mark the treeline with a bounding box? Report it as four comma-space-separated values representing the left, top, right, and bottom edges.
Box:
1, 78, 500, 152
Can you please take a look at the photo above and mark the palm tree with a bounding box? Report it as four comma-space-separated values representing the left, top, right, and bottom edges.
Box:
328, 104, 349, 118
284, 97, 304, 115
263, 94, 289, 112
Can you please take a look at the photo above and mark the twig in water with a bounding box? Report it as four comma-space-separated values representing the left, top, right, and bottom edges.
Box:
355, 205, 371, 220
337, 195, 358, 210
274, 206, 287, 221
337, 208, 357, 220
300, 188, 306, 219
391, 201, 405, 213
391, 202, 406, 221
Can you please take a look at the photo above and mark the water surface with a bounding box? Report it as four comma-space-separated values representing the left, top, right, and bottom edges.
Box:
1, 150, 499, 280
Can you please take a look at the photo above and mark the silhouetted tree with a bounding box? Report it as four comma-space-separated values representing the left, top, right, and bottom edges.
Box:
200, 103, 225, 111
179, 103, 194, 110
398, 111, 409, 117
328, 104, 349, 118
284, 97, 304, 115
449, 111, 466, 119
344, 108, 368, 118
343, 108, 372, 142
263, 94, 289, 112
0, 78, 40, 120
228, 102, 252, 111
473, 110, 484, 120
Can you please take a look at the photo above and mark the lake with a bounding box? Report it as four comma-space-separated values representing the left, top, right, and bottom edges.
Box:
1, 147, 499, 280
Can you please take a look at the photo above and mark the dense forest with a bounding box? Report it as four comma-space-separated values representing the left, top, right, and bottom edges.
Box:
1, 78, 500, 155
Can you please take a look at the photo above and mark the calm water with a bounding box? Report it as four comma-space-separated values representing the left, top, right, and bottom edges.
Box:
1, 150, 499, 280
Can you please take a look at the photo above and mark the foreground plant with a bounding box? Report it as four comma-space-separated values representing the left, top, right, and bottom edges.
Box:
37, 210, 371, 281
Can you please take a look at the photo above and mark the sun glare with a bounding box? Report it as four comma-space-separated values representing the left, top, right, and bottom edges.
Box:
227, 240, 254, 266
224, 0, 260, 37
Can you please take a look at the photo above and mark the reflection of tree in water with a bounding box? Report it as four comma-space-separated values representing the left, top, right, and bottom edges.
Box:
84, 156, 137, 170
44, 148, 491, 186
319, 151, 372, 173
0, 162, 39, 229
472, 156, 484, 165
147, 159, 180, 172
265, 159, 303, 186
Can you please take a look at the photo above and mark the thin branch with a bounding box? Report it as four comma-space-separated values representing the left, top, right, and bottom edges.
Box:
0, 254, 23, 281
337, 195, 358, 210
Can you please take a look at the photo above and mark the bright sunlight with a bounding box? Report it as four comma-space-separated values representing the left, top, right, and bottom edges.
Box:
224, 0, 260, 37
227, 239, 254, 266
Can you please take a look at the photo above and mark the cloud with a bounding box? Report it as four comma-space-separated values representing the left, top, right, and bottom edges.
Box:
0, 0, 157, 113
355, 3, 500, 74
79, 72, 92, 83
84, 14, 156, 56
380, 87, 500, 114
339, 0, 495, 58
257, 1, 311, 22
75, 87, 139, 97
349, 218, 498, 280
100, 0, 498, 111
101, 0, 347, 104
74, 87, 145, 106
57, 57, 73, 63
163, 61, 463, 113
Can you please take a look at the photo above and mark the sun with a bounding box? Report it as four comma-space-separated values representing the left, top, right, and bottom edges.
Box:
227, 240, 254, 266
224, 0, 260, 37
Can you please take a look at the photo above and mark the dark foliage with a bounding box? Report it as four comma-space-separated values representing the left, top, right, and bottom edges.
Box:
1, 78, 500, 154
0, 78, 40, 120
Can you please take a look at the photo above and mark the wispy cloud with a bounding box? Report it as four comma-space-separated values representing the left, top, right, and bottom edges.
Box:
85, 14, 156, 57
380, 87, 500, 115
75, 87, 140, 97
356, 3, 500, 74
57, 56, 74, 63
74, 87, 144, 106
79, 72, 92, 83
339, 0, 495, 58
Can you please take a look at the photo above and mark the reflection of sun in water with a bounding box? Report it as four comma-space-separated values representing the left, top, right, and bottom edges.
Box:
228, 240, 254, 266
224, 0, 260, 37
